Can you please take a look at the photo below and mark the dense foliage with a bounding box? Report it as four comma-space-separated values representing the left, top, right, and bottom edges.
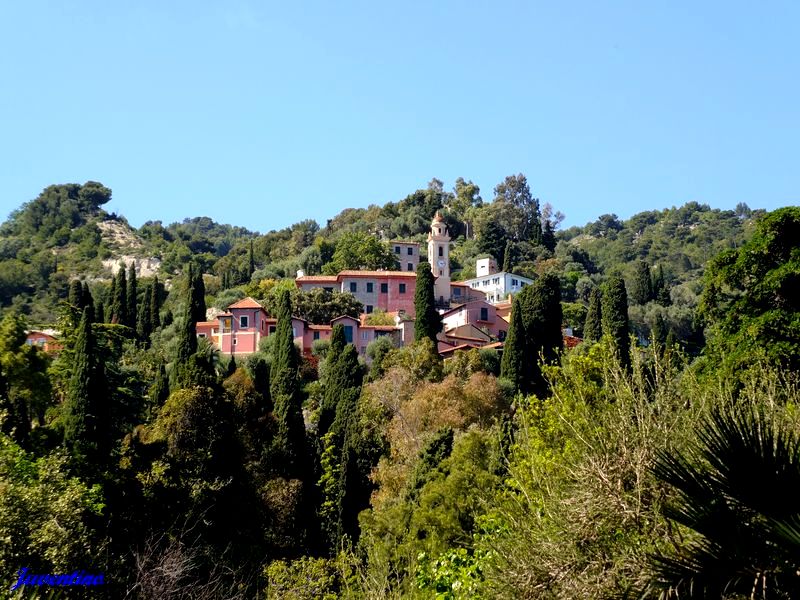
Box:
0, 178, 796, 598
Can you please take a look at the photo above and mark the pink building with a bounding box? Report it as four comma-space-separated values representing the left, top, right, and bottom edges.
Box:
197, 296, 415, 359
296, 270, 417, 316
440, 299, 508, 341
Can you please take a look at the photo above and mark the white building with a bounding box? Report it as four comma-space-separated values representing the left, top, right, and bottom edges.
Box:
462, 257, 534, 304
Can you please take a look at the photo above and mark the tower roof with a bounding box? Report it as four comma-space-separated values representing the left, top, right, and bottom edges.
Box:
432, 211, 445, 223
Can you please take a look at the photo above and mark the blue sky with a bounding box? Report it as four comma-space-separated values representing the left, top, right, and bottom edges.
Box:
1, 1, 798, 233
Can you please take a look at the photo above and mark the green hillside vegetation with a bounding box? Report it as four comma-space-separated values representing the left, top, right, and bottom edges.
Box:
1, 179, 795, 598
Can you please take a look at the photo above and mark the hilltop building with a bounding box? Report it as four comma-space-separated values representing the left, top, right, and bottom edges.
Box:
461, 257, 535, 304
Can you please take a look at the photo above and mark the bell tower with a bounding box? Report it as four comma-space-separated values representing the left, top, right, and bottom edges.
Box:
427, 211, 451, 302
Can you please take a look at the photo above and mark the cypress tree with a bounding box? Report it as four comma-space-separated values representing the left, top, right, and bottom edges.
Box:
81, 282, 93, 313
652, 265, 671, 306
318, 344, 363, 547
248, 240, 255, 278
95, 299, 105, 325
478, 220, 506, 266
651, 312, 668, 348
584, 287, 603, 341
112, 268, 127, 325
226, 355, 237, 378
514, 273, 562, 397
630, 260, 653, 305
251, 357, 271, 412
105, 277, 116, 323
500, 295, 526, 393
149, 276, 161, 331
137, 283, 151, 341
522, 272, 563, 364
189, 266, 206, 324
127, 263, 138, 328
602, 274, 631, 370
414, 262, 442, 345
542, 219, 556, 252
270, 289, 306, 478
329, 323, 346, 356
502, 240, 515, 273
319, 324, 346, 437
63, 307, 108, 467
68, 280, 83, 310
174, 285, 198, 387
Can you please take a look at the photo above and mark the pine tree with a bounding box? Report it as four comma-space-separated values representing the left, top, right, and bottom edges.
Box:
112, 268, 127, 325
270, 289, 307, 478
149, 277, 161, 331
414, 262, 442, 345
127, 263, 138, 329
63, 307, 108, 467
584, 287, 603, 341
630, 260, 653, 305
602, 274, 631, 370
500, 295, 526, 393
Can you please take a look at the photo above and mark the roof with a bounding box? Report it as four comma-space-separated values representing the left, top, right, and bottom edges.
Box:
389, 240, 420, 246
227, 297, 264, 310
361, 325, 397, 331
450, 281, 471, 288
338, 270, 417, 278
432, 211, 445, 223
331, 314, 359, 323
296, 275, 339, 283
195, 321, 217, 327
440, 298, 495, 317
308, 324, 332, 331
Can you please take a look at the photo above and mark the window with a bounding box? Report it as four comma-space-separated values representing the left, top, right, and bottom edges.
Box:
233, 339, 237, 346
483, 280, 489, 287
323, 287, 333, 293
520, 282, 526, 287
399, 283, 406, 294
511, 278, 519, 286
480, 307, 489, 321
344, 325, 353, 344
407, 263, 413, 271
407, 247, 413, 255
453, 287, 461, 296
349, 282, 357, 293
269, 325, 276, 334
313, 331, 320, 341
492, 277, 500, 285
438, 246, 443, 257
380, 283, 388, 293
394, 245, 400, 254
361, 331, 369, 341
240, 315, 249, 328
261, 320, 265, 330
366, 305, 373, 314
366, 282, 374, 293
198, 333, 207, 338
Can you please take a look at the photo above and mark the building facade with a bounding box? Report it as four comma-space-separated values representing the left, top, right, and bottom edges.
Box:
295, 270, 417, 315
390, 241, 420, 272
461, 257, 535, 304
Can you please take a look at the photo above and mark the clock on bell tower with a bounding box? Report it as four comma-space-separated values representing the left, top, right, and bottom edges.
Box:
427, 211, 451, 302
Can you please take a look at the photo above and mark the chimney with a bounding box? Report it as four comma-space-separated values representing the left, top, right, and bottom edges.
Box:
296, 269, 305, 278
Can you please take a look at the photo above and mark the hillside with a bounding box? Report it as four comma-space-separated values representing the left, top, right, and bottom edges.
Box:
1, 177, 756, 350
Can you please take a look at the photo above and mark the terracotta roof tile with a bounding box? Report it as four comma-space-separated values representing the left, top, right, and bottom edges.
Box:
227, 297, 264, 309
